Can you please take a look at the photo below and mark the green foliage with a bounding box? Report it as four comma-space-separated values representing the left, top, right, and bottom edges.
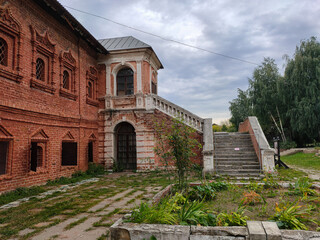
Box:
280, 140, 297, 150
289, 177, 317, 197
209, 181, 229, 191
217, 207, 249, 226
47, 163, 106, 186
281, 152, 320, 170
188, 185, 216, 201
245, 182, 263, 193
130, 202, 177, 225
229, 89, 252, 130
263, 174, 280, 189
229, 37, 320, 145
212, 124, 222, 132
270, 201, 313, 230
153, 117, 202, 189
112, 158, 123, 172
0, 186, 46, 206
164, 193, 187, 213
178, 200, 206, 225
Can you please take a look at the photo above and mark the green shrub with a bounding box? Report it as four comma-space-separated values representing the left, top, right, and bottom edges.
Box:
188, 185, 216, 201
263, 174, 280, 189
130, 202, 177, 225
270, 201, 313, 230
217, 207, 249, 226
209, 181, 229, 191
178, 200, 206, 225
280, 141, 297, 150
86, 162, 105, 176
289, 177, 317, 197
245, 182, 263, 193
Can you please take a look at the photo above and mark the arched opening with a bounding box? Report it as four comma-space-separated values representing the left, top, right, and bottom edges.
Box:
115, 122, 136, 170
117, 68, 134, 96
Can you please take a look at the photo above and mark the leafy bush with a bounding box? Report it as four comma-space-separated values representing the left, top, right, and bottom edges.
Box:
188, 185, 216, 201
289, 177, 317, 197
263, 174, 280, 189
86, 162, 105, 176
217, 207, 249, 226
209, 181, 229, 191
130, 202, 177, 225
245, 182, 263, 193
270, 201, 313, 230
164, 193, 186, 213
241, 191, 263, 205
0, 186, 46, 206
178, 200, 205, 225
280, 140, 297, 150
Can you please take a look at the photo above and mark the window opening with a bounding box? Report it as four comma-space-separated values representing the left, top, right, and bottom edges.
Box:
88, 141, 93, 163
36, 58, 45, 81
0, 141, 9, 175
62, 70, 69, 90
88, 81, 93, 98
117, 68, 134, 96
61, 142, 77, 166
0, 38, 8, 66
152, 82, 157, 94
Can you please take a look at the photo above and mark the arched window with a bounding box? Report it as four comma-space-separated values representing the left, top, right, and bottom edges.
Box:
63, 70, 69, 90
117, 68, 134, 96
88, 81, 93, 98
36, 58, 45, 81
0, 38, 8, 66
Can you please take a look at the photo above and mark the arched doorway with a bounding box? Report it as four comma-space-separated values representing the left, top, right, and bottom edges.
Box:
115, 122, 136, 170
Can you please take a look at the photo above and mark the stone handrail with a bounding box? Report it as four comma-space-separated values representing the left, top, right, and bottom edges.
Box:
146, 94, 204, 132
239, 116, 275, 172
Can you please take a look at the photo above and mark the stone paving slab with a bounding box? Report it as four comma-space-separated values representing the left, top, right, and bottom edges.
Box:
88, 188, 133, 212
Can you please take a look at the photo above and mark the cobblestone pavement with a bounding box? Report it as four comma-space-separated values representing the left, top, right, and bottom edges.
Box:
1, 172, 167, 240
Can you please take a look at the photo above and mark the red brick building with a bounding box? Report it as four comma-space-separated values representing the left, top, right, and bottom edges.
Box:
0, 0, 213, 192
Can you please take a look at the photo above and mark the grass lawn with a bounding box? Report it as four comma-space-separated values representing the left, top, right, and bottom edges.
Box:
281, 152, 320, 170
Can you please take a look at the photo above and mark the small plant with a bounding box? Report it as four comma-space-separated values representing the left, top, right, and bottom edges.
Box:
209, 181, 229, 191
178, 200, 206, 225
217, 207, 249, 226
263, 174, 280, 189
188, 184, 216, 201
164, 192, 186, 213
245, 182, 263, 193
112, 158, 123, 172
130, 202, 177, 225
241, 191, 263, 206
270, 201, 313, 230
289, 177, 317, 196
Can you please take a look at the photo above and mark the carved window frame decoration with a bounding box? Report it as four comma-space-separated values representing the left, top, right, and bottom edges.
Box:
86, 66, 99, 107
0, 7, 22, 83
30, 26, 56, 94
59, 49, 77, 100
0, 125, 13, 181
29, 129, 49, 175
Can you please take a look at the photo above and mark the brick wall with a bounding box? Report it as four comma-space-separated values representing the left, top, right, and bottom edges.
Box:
0, 0, 105, 192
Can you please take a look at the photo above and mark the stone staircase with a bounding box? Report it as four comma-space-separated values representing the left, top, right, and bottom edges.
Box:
214, 132, 261, 177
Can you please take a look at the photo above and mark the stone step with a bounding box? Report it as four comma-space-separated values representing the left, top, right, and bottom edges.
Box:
216, 169, 261, 175
216, 165, 260, 170
216, 160, 260, 165
214, 142, 253, 147
214, 156, 258, 161
214, 147, 255, 151
215, 153, 257, 158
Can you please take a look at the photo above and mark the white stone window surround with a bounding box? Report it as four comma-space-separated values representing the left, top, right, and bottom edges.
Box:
111, 62, 137, 96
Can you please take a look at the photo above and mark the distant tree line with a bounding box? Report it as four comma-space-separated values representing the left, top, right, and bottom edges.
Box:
229, 37, 320, 147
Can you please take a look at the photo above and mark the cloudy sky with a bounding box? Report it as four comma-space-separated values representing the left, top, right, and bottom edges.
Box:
58, 0, 319, 124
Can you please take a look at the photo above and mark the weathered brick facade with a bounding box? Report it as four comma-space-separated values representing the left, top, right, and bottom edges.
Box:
0, 0, 107, 192
0, 0, 209, 193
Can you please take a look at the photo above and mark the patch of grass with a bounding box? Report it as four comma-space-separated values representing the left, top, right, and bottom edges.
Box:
64, 216, 88, 230
276, 167, 307, 181
281, 152, 320, 170
0, 186, 46, 206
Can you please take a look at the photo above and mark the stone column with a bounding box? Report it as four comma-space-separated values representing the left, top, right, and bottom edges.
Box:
137, 61, 142, 92
202, 118, 214, 173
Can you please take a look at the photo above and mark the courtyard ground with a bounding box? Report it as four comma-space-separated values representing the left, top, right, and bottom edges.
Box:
0, 172, 172, 240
